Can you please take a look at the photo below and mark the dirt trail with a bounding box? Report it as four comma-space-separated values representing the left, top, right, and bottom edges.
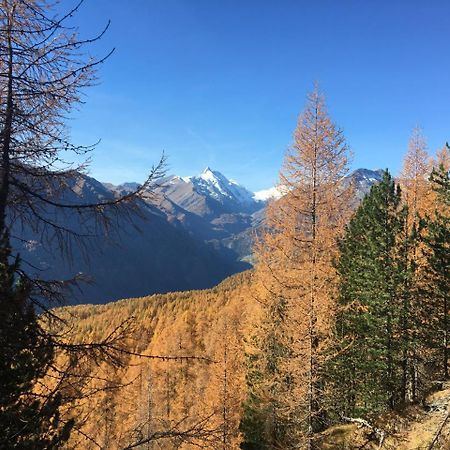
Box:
320, 383, 450, 449
397, 382, 450, 449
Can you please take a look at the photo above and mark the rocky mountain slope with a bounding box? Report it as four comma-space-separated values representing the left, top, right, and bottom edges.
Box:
15, 167, 384, 304
14, 174, 250, 305
149, 167, 384, 264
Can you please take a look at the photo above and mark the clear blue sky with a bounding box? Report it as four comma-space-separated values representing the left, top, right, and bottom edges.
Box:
68, 0, 450, 191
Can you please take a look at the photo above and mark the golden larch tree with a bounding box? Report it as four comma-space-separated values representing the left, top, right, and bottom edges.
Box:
397, 127, 433, 402
400, 127, 433, 221
243, 86, 352, 450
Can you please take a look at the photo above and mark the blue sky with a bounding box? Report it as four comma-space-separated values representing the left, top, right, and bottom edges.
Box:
68, 0, 450, 191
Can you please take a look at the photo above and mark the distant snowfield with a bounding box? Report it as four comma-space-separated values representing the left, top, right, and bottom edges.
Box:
253, 186, 282, 201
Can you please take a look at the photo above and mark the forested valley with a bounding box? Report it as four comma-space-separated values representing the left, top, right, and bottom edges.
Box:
45, 94, 448, 450
0, 1, 449, 449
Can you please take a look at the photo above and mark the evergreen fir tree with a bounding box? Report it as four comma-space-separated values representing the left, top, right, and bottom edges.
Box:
396, 218, 422, 403
0, 231, 73, 449
331, 171, 408, 416
421, 162, 449, 380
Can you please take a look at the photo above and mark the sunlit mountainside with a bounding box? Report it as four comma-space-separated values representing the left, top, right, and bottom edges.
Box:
16, 167, 383, 304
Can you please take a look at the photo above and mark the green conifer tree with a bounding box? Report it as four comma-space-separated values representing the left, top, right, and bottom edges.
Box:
331, 171, 408, 416
0, 231, 73, 449
422, 163, 449, 380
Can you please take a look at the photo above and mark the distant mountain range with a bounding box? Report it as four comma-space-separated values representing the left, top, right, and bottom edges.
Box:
14, 167, 384, 304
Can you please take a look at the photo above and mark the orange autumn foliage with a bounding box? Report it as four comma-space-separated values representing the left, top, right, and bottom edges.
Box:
53, 272, 253, 450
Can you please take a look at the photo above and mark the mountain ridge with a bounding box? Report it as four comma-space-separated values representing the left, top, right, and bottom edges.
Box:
15, 167, 384, 304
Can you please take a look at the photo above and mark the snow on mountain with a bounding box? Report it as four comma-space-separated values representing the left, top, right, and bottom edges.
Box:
102, 181, 142, 194
105, 167, 384, 214
149, 168, 263, 218
169, 167, 255, 213
349, 168, 384, 198
253, 186, 283, 202
185, 167, 256, 206
351, 168, 384, 184
253, 168, 385, 202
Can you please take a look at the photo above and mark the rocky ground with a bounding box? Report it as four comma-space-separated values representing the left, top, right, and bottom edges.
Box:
320, 382, 450, 449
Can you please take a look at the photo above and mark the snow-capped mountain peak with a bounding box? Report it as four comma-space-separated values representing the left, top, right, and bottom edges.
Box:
351, 168, 384, 183
349, 168, 384, 198
198, 167, 228, 194
200, 166, 214, 179
190, 167, 256, 206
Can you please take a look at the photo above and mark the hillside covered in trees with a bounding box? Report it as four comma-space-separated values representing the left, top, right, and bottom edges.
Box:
49, 93, 449, 449
1, 2, 449, 449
